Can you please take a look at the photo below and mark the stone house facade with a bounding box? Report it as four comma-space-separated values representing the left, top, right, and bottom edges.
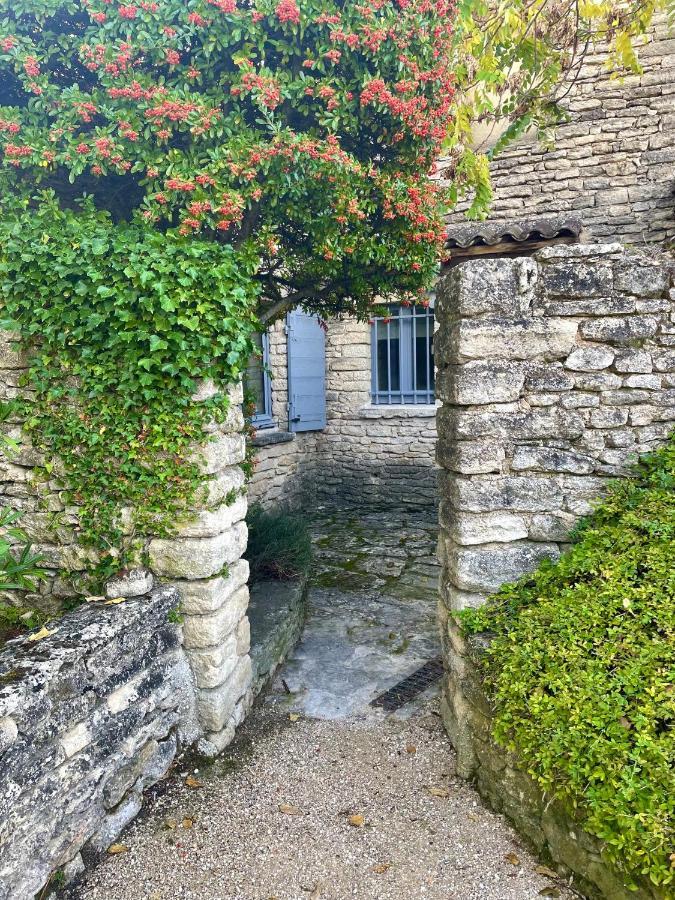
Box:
249, 15, 674, 512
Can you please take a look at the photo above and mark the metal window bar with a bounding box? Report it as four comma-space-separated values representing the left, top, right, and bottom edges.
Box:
371, 304, 434, 405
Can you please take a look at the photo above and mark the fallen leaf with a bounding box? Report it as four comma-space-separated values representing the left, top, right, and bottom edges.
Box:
538, 889, 561, 898
427, 786, 450, 799
185, 776, 202, 789
164, 818, 178, 830
182, 817, 194, 829
279, 803, 302, 816
27, 625, 57, 642
85, 595, 105, 603
289, 713, 300, 722
535, 865, 558, 878
107, 844, 129, 855
405, 745, 417, 754
504, 852, 520, 866
104, 596, 126, 605
372, 863, 391, 874
348, 814, 365, 827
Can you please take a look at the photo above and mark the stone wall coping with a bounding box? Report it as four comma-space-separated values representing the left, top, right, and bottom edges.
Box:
358, 403, 440, 419
0, 587, 180, 719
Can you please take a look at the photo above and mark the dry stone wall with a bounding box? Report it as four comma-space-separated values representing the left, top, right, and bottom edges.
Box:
446, 16, 675, 245
0, 586, 197, 900
0, 339, 253, 755
436, 243, 675, 611
435, 244, 674, 898
250, 315, 439, 510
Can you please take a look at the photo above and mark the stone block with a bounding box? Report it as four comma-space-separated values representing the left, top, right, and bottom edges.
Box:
511, 446, 595, 475
456, 318, 579, 361
590, 406, 629, 428
614, 349, 653, 373
573, 372, 622, 391
447, 512, 529, 545
175, 495, 247, 538
436, 258, 529, 319
624, 374, 662, 389
105, 568, 153, 599
436, 440, 505, 475
186, 633, 240, 689
524, 365, 574, 392
529, 512, 578, 541
449, 543, 560, 593
436, 361, 525, 405
177, 559, 249, 615
193, 432, 246, 475
440, 406, 584, 442
181, 585, 249, 650
540, 260, 613, 297
652, 350, 675, 372
195, 655, 252, 733
579, 316, 658, 343
614, 261, 669, 297
565, 345, 615, 371
148, 522, 247, 579
450, 476, 564, 513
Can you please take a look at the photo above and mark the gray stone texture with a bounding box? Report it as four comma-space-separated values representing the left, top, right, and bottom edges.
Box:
445, 16, 675, 248
0, 588, 198, 900
435, 245, 674, 900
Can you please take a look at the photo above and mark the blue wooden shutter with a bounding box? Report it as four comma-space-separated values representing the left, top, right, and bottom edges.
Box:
287, 308, 326, 432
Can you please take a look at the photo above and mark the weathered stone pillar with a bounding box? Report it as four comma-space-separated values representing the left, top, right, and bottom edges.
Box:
147, 382, 251, 755
434, 244, 675, 773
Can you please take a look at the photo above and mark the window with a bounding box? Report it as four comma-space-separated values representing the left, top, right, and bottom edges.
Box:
371, 304, 435, 404
245, 331, 273, 427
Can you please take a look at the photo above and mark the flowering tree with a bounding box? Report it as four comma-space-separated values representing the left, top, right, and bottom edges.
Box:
0, 0, 666, 321
0, 0, 459, 324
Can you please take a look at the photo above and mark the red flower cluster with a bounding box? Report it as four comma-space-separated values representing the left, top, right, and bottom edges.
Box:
275, 0, 301, 24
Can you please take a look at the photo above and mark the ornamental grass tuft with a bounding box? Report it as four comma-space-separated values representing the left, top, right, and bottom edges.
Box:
245, 504, 313, 583
461, 434, 675, 890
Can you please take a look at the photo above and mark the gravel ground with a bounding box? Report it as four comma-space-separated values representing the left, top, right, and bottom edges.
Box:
68, 701, 575, 900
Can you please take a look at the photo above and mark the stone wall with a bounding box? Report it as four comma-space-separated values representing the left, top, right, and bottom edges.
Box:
0, 586, 197, 900
318, 316, 438, 509
248, 318, 318, 507
446, 16, 675, 245
435, 244, 674, 897
249, 315, 439, 510
0, 333, 253, 756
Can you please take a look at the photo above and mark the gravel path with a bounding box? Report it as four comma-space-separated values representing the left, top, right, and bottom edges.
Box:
69, 702, 574, 900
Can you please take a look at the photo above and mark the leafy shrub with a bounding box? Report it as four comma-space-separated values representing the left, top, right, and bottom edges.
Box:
245, 504, 312, 582
461, 435, 675, 890
0, 506, 47, 644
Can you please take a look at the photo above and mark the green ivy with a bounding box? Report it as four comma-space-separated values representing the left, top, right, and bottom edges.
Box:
460, 435, 675, 890
0, 196, 259, 585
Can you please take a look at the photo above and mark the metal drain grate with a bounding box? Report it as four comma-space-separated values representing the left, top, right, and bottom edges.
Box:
370, 657, 445, 712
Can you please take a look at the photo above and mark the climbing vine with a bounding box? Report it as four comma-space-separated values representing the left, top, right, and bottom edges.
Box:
0, 198, 258, 582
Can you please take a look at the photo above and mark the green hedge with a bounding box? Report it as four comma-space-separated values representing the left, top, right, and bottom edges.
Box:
461, 435, 675, 890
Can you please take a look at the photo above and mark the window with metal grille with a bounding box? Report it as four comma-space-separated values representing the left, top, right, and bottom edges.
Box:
370, 304, 435, 405
245, 331, 274, 427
